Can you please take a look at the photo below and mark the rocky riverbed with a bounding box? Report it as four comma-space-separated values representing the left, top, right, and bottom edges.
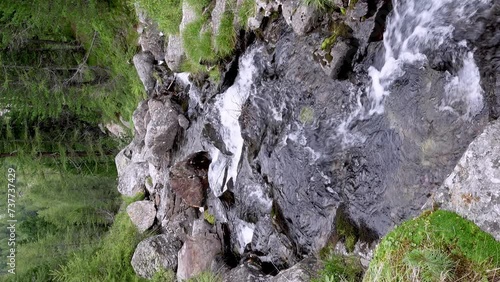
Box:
117, 0, 499, 280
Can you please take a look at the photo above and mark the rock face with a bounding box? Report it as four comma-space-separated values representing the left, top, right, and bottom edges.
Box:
133, 51, 156, 94
131, 233, 182, 279
282, 0, 319, 36
117, 162, 149, 197
169, 152, 211, 207
127, 200, 156, 233
434, 119, 500, 241
165, 35, 185, 72
145, 99, 180, 166
176, 234, 222, 280
271, 257, 322, 282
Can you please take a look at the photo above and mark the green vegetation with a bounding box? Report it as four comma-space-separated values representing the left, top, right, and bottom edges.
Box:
204, 210, 216, 225
335, 207, 358, 253
363, 210, 500, 282
187, 271, 222, 282
183, 18, 216, 63
303, 0, 336, 11
0, 0, 147, 280
185, 0, 213, 16
314, 246, 364, 282
299, 107, 315, 124
238, 0, 256, 28
215, 11, 237, 57
133, 0, 183, 35
321, 22, 350, 51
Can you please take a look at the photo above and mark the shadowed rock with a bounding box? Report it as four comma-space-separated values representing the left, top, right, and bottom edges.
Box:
169, 152, 211, 207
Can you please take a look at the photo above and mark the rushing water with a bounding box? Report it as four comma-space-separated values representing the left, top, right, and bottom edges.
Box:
367, 0, 488, 117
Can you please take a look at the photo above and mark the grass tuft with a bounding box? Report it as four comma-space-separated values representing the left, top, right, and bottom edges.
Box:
132, 0, 183, 35
363, 210, 500, 282
238, 0, 256, 28
215, 11, 237, 57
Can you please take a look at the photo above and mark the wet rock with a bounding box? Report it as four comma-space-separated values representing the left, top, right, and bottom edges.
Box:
222, 263, 272, 282
133, 51, 156, 94
315, 39, 357, 79
178, 114, 190, 129
433, 119, 500, 240
131, 233, 182, 279
247, 0, 281, 31
127, 200, 156, 233
145, 99, 180, 166
271, 256, 322, 282
176, 234, 222, 280
117, 162, 149, 197
169, 152, 211, 207
165, 35, 185, 72
282, 0, 319, 36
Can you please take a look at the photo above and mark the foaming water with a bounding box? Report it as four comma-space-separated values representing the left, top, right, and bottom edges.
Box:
208, 48, 259, 196
367, 0, 488, 116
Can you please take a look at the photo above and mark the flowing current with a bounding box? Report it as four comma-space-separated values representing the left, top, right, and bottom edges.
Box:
367, 0, 489, 118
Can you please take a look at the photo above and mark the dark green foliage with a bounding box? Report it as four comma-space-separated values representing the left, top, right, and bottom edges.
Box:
335, 206, 358, 253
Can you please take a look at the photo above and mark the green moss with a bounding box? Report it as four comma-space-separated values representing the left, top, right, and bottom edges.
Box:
299, 107, 315, 124
151, 268, 176, 282
185, 0, 213, 16
321, 22, 350, 51
335, 208, 358, 253
303, 0, 335, 11
146, 176, 153, 187
187, 271, 221, 282
134, 0, 183, 35
313, 248, 364, 282
182, 18, 216, 63
238, 0, 256, 28
215, 11, 237, 57
364, 210, 500, 282
204, 210, 216, 225
122, 192, 145, 206
348, 0, 359, 9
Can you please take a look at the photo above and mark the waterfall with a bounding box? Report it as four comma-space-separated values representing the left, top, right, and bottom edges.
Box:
207, 47, 259, 196
367, 0, 489, 117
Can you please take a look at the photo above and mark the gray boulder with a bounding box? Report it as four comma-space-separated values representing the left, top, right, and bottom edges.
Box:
117, 162, 149, 197
271, 257, 322, 282
133, 51, 156, 93
222, 263, 272, 282
316, 39, 356, 79
434, 119, 500, 240
127, 200, 156, 233
144, 99, 180, 166
131, 233, 182, 279
176, 234, 222, 280
282, 0, 319, 36
165, 35, 185, 72
132, 100, 149, 140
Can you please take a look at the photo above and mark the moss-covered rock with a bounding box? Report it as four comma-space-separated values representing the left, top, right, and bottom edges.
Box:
364, 210, 500, 282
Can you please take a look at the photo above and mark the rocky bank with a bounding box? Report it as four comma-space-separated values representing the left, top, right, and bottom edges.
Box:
116, 0, 499, 280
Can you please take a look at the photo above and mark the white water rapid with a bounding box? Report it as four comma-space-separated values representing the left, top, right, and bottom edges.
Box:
367, 0, 489, 117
